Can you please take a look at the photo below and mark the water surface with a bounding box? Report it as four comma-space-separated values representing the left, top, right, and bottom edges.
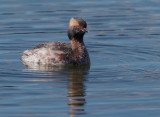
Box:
1, 0, 160, 117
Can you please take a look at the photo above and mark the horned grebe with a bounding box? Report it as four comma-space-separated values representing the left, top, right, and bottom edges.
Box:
21, 18, 90, 66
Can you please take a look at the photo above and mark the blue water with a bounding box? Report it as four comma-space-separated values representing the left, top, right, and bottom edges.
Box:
1, 0, 160, 116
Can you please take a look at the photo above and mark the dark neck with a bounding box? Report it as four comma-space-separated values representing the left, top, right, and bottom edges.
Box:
70, 39, 85, 60
68, 28, 86, 59
71, 39, 84, 50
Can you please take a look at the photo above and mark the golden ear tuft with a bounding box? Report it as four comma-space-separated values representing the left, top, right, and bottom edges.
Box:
69, 18, 79, 27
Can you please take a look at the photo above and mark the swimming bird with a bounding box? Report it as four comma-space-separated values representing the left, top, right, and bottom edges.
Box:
21, 18, 90, 66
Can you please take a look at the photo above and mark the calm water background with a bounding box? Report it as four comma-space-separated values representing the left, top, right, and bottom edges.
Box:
1, 0, 160, 116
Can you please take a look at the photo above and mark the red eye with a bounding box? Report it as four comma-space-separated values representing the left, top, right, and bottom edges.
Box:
76, 25, 83, 31
75, 25, 88, 33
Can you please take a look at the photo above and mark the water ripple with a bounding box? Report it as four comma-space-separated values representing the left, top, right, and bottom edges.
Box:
1, 0, 160, 117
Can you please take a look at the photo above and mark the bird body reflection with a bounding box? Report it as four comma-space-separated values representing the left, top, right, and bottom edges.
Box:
67, 66, 88, 116
22, 64, 90, 117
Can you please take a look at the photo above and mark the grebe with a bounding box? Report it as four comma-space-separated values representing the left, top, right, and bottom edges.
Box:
21, 18, 90, 66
